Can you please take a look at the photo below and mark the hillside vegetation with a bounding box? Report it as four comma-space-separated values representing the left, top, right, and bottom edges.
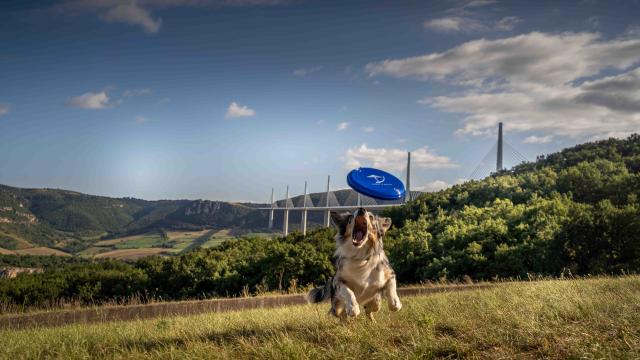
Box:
0, 186, 269, 253
0, 277, 638, 359
384, 134, 640, 282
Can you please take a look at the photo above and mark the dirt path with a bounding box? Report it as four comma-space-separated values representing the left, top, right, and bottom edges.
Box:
0, 283, 493, 330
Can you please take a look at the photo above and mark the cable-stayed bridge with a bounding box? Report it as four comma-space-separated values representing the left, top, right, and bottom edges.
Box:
261, 122, 527, 236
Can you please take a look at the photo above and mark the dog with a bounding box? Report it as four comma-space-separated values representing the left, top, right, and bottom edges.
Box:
307, 207, 402, 321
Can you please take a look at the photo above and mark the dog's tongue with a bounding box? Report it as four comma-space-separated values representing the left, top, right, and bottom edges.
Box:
355, 230, 364, 241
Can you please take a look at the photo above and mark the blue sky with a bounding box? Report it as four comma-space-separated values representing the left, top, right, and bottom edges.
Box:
1, 0, 639, 202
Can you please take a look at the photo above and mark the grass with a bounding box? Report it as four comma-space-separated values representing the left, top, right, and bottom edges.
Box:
0, 276, 638, 359
0, 247, 15, 255
12, 247, 70, 257
113, 233, 166, 250
200, 230, 275, 249
93, 248, 172, 261
82, 231, 205, 258
8, 228, 269, 259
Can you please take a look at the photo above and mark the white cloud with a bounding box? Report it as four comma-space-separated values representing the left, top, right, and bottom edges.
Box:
66, 91, 113, 109
495, 16, 522, 31
585, 16, 600, 29
343, 144, 457, 171
101, 3, 162, 34
53, 0, 292, 34
623, 25, 640, 39
293, 66, 322, 77
337, 122, 349, 131
362, 126, 375, 133
414, 180, 450, 192
367, 32, 640, 139
464, 0, 497, 7
0, 103, 9, 116
225, 101, 255, 119
424, 17, 484, 33
523, 135, 553, 144
424, 15, 521, 33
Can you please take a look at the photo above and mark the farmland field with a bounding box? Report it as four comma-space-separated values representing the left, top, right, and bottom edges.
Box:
0, 276, 637, 359
13, 247, 70, 257
75, 229, 275, 259
93, 248, 172, 261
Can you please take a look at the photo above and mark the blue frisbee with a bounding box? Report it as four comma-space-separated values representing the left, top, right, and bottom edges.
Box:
347, 167, 405, 201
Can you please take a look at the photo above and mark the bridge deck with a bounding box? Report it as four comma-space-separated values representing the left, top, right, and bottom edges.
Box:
257, 204, 402, 211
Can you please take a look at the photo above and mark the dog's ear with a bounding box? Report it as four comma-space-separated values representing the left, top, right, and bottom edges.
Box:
378, 217, 392, 235
331, 211, 351, 235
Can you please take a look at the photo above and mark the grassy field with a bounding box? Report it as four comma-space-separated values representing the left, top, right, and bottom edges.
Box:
93, 248, 172, 261
0, 276, 637, 359
74, 229, 277, 259
13, 247, 70, 257
200, 229, 275, 249
2, 229, 278, 259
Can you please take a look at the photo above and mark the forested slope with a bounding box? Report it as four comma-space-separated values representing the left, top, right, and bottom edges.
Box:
384, 134, 640, 282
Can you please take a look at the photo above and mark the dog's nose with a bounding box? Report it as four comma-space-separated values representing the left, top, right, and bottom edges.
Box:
356, 207, 365, 216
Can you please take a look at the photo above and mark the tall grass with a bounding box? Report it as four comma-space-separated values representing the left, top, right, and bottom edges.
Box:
1, 276, 638, 359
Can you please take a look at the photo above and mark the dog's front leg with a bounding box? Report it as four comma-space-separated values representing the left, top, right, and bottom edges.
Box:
384, 275, 402, 312
335, 282, 360, 317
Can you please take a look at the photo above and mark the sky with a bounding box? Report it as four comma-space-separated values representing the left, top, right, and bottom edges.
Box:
1, 0, 639, 202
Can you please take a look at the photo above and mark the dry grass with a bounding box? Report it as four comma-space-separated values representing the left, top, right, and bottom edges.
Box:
13, 247, 71, 257
165, 229, 211, 241
0, 247, 15, 255
0, 276, 637, 359
0, 230, 34, 250
93, 248, 171, 260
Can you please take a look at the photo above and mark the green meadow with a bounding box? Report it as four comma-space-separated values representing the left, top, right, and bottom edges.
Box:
1, 276, 638, 359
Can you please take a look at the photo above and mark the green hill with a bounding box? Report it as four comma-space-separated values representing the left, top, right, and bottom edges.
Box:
0, 187, 270, 253
383, 134, 640, 282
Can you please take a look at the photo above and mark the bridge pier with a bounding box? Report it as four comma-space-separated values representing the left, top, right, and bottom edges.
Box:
301, 181, 308, 236
268, 188, 274, 229
283, 185, 289, 236
283, 210, 289, 236
301, 210, 307, 235
324, 175, 331, 227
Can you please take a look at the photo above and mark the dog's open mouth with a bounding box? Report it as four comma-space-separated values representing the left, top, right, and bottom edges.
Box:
352, 215, 368, 247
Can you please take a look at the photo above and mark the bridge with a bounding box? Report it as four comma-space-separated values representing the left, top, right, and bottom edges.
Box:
260, 122, 526, 236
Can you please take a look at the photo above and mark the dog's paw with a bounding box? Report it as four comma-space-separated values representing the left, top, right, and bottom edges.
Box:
389, 297, 402, 312
346, 303, 361, 317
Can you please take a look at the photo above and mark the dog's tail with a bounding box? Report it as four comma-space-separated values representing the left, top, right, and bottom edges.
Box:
306, 278, 332, 304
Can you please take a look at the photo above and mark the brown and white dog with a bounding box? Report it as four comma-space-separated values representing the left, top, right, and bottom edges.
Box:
307, 207, 402, 321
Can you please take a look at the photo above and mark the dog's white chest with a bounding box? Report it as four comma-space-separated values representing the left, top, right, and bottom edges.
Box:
341, 258, 386, 294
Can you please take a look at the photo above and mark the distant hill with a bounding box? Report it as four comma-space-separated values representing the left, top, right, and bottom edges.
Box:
0, 186, 273, 253
0, 183, 414, 254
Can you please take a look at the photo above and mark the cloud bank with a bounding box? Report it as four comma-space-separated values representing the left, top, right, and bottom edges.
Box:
343, 144, 457, 170
366, 32, 640, 139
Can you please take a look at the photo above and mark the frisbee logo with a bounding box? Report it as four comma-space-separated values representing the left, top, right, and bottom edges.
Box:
367, 174, 385, 184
